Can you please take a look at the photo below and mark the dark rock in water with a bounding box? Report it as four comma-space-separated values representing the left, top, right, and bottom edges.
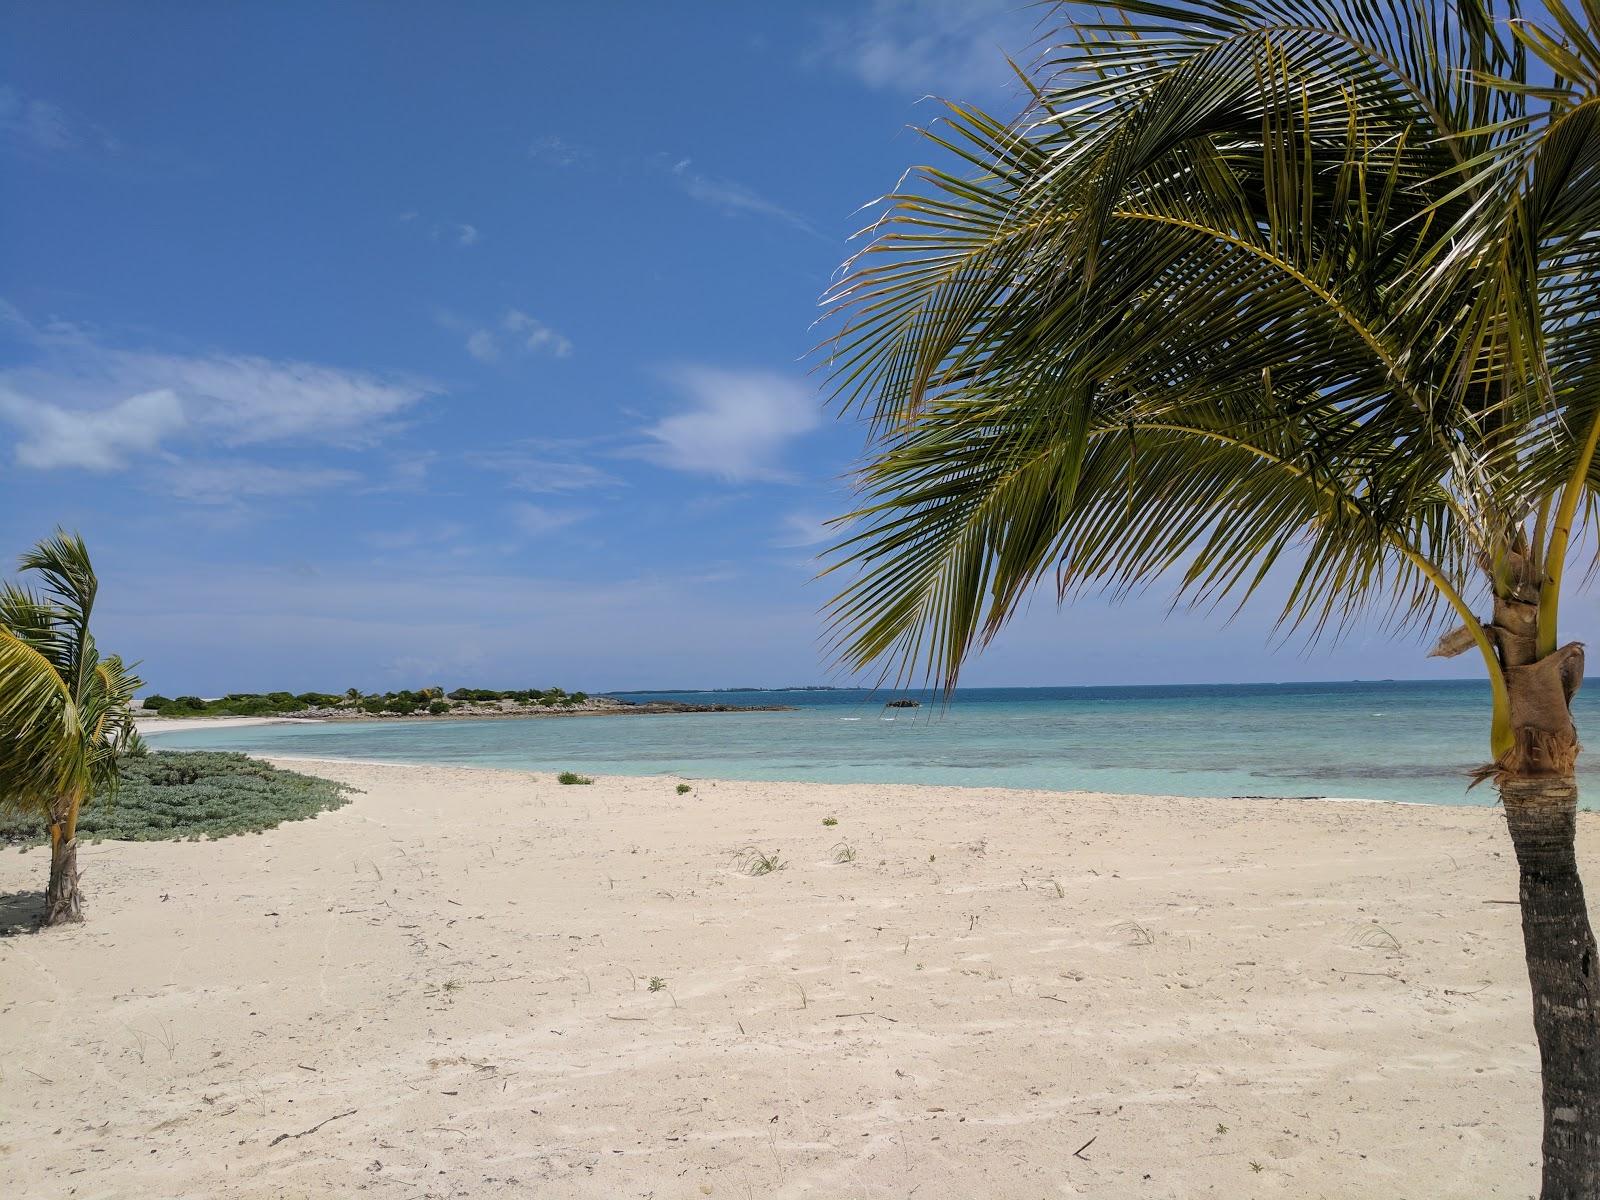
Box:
884, 698, 921, 708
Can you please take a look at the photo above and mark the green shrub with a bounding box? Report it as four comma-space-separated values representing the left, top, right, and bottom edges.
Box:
557, 771, 594, 785
675, 783, 692, 795
385, 698, 417, 715
359, 698, 387, 714
0, 751, 353, 845
427, 700, 450, 715
141, 693, 173, 710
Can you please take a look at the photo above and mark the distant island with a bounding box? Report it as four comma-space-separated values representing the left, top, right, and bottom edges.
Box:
618, 685, 856, 695
138, 687, 792, 721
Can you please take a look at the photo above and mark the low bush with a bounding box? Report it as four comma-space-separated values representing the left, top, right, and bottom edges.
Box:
427, 700, 450, 715
557, 771, 594, 785
0, 751, 353, 845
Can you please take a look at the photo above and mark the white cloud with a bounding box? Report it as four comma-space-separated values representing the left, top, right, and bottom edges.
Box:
455, 309, 573, 364
162, 460, 361, 505
503, 310, 573, 357
812, 0, 1037, 98
456, 223, 480, 247
0, 305, 435, 469
632, 366, 820, 481
508, 502, 587, 537
669, 159, 819, 237
0, 386, 185, 470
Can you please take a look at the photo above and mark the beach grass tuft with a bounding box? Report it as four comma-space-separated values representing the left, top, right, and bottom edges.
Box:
557, 771, 594, 786
1114, 919, 1156, 947
740, 848, 786, 876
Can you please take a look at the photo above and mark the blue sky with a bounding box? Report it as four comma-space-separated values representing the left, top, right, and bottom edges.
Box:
0, 2, 1524, 694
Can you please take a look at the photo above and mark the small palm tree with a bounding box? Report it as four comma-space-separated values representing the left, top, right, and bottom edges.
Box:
823, 2, 1600, 1192
0, 532, 142, 925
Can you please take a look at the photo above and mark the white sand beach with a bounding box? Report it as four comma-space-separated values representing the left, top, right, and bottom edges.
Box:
133, 716, 321, 735
1, 759, 1582, 1198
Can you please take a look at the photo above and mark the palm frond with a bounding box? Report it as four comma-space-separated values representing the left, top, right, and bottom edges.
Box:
822, 0, 1595, 692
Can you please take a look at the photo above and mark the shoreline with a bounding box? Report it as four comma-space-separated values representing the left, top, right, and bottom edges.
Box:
0, 758, 1563, 1197
255, 753, 1427, 808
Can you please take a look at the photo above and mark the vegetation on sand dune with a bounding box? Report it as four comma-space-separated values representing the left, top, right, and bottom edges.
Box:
557, 771, 594, 785
0, 751, 352, 846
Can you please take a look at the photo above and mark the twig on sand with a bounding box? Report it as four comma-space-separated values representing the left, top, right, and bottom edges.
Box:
269, 1109, 356, 1146
1073, 1134, 1097, 1159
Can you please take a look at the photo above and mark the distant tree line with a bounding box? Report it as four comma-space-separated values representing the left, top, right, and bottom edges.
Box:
141, 686, 592, 718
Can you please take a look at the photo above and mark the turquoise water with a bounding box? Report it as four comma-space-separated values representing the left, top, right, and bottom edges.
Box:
143, 681, 1600, 807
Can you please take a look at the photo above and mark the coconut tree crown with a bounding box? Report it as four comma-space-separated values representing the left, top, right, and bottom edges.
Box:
0, 530, 142, 819
822, 0, 1600, 764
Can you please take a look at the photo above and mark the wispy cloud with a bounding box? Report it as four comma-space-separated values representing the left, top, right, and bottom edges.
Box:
0, 84, 114, 153
669, 158, 820, 237
394, 210, 483, 248
811, 0, 1037, 98
773, 511, 838, 549
508, 502, 588, 537
469, 446, 622, 493
529, 134, 589, 167
162, 460, 361, 505
629, 366, 820, 482
453, 309, 573, 364
0, 303, 435, 470
367, 520, 469, 552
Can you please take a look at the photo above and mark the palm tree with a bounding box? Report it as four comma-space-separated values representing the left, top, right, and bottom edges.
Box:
0, 532, 142, 925
822, 2, 1600, 1192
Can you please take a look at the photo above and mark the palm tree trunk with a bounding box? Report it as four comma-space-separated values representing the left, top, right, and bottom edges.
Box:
44, 817, 82, 926
1503, 775, 1600, 1197
1495, 607, 1600, 1196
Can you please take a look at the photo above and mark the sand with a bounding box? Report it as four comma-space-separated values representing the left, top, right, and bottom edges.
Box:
2, 759, 1586, 1199
133, 716, 319, 734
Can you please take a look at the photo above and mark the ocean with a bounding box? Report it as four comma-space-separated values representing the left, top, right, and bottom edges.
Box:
142, 680, 1600, 808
